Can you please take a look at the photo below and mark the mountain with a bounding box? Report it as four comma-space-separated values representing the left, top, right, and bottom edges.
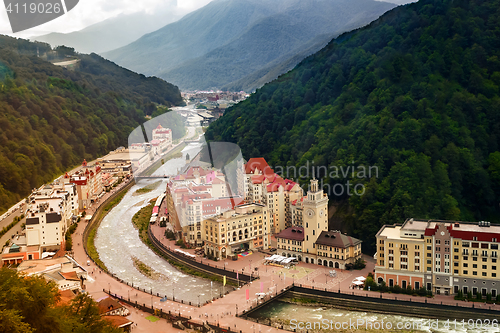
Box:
0, 35, 182, 213
103, 0, 396, 91
31, 1, 183, 54
205, 0, 500, 252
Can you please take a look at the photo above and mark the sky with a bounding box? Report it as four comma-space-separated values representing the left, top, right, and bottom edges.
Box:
0, 0, 213, 38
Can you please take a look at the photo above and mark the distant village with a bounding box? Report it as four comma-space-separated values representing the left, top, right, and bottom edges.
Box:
180, 91, 249, 126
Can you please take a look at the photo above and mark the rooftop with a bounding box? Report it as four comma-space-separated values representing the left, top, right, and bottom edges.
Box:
276, 227, 304, 241
315, 230, 362, 248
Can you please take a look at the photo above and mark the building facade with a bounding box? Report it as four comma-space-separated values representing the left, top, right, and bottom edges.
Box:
375, 218, 500, 297
275, 178, 362, 268
203, 203, 265, 260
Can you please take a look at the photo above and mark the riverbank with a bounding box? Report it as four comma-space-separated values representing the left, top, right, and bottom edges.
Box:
84, 180, 135, 272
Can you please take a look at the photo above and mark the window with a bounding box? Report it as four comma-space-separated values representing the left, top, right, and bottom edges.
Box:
463, 270, 468, 274
483, 265, 487, 270
473, 271, 478, 276
463, 263, 468, 267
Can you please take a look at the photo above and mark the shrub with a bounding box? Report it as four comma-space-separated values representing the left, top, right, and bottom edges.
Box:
353, 258, 366, 270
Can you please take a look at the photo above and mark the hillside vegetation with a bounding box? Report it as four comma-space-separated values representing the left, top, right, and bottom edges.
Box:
206, 0, 500, 252
0, 36, 182, 213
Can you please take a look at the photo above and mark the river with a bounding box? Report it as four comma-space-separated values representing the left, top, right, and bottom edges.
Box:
94, 133, 225, 304
248, 301, 499, 333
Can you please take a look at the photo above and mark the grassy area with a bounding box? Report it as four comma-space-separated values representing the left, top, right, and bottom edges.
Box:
131, 201, 155, 243
132, 256, 167, 280
86, 190, 128, 272
133, 181, 162, 196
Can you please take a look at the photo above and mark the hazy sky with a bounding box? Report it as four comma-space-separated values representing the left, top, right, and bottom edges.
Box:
0, 0, 213, 38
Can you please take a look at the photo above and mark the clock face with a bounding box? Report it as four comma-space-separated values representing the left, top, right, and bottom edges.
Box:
307, 209, 315, 218
440, 231, 445, 236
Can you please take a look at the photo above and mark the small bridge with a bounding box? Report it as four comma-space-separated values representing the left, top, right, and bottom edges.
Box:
134, 175, 170, 180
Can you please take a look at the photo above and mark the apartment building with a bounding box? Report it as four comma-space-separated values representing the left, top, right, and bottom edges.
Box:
244, 158, 303, 235
65, 159, 103, 210
26, 179, 79, 252
375, 218, 500, 297
203, 203, 265, 260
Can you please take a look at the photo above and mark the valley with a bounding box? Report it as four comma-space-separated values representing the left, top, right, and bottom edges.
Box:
1, 0, 500, 332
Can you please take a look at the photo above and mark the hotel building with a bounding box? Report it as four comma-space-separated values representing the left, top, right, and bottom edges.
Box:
375, 218, 500, 297
203, 203, 265, 259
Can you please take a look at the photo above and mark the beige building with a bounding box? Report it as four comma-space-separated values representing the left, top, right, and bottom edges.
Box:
17, 255, 87, 292
244, 158, 303, 246
203, 203, 266, 260
275, 178, 361, 268
375, 218, 500, 296
26, 180, 79, 252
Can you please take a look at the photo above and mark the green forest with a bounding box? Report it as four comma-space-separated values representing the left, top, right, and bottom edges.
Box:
0, 36, 183, 213
206, 0, 500, 253
0, 268, 121, 333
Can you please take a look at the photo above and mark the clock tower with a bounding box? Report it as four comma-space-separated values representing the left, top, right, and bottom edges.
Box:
303, 176, 328, 255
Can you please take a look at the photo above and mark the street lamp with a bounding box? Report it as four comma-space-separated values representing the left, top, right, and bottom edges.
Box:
198, 295, 200, 307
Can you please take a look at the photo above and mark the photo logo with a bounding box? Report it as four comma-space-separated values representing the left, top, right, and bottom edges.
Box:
4, 0, 79, 33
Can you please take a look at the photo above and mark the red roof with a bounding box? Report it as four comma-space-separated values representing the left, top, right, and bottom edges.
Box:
267, 183, 282, 192
60, 271, 80, 281
245, 158, 272, 175
102, 316, 133, 328
425, 224, 500, 241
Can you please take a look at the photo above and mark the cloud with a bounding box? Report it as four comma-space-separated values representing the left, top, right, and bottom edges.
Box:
0, 0, 212, 38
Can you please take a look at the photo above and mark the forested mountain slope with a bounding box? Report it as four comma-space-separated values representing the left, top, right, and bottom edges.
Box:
0, 36, 182, 213
206, 0, 500, 252
104, 0, 395, 91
